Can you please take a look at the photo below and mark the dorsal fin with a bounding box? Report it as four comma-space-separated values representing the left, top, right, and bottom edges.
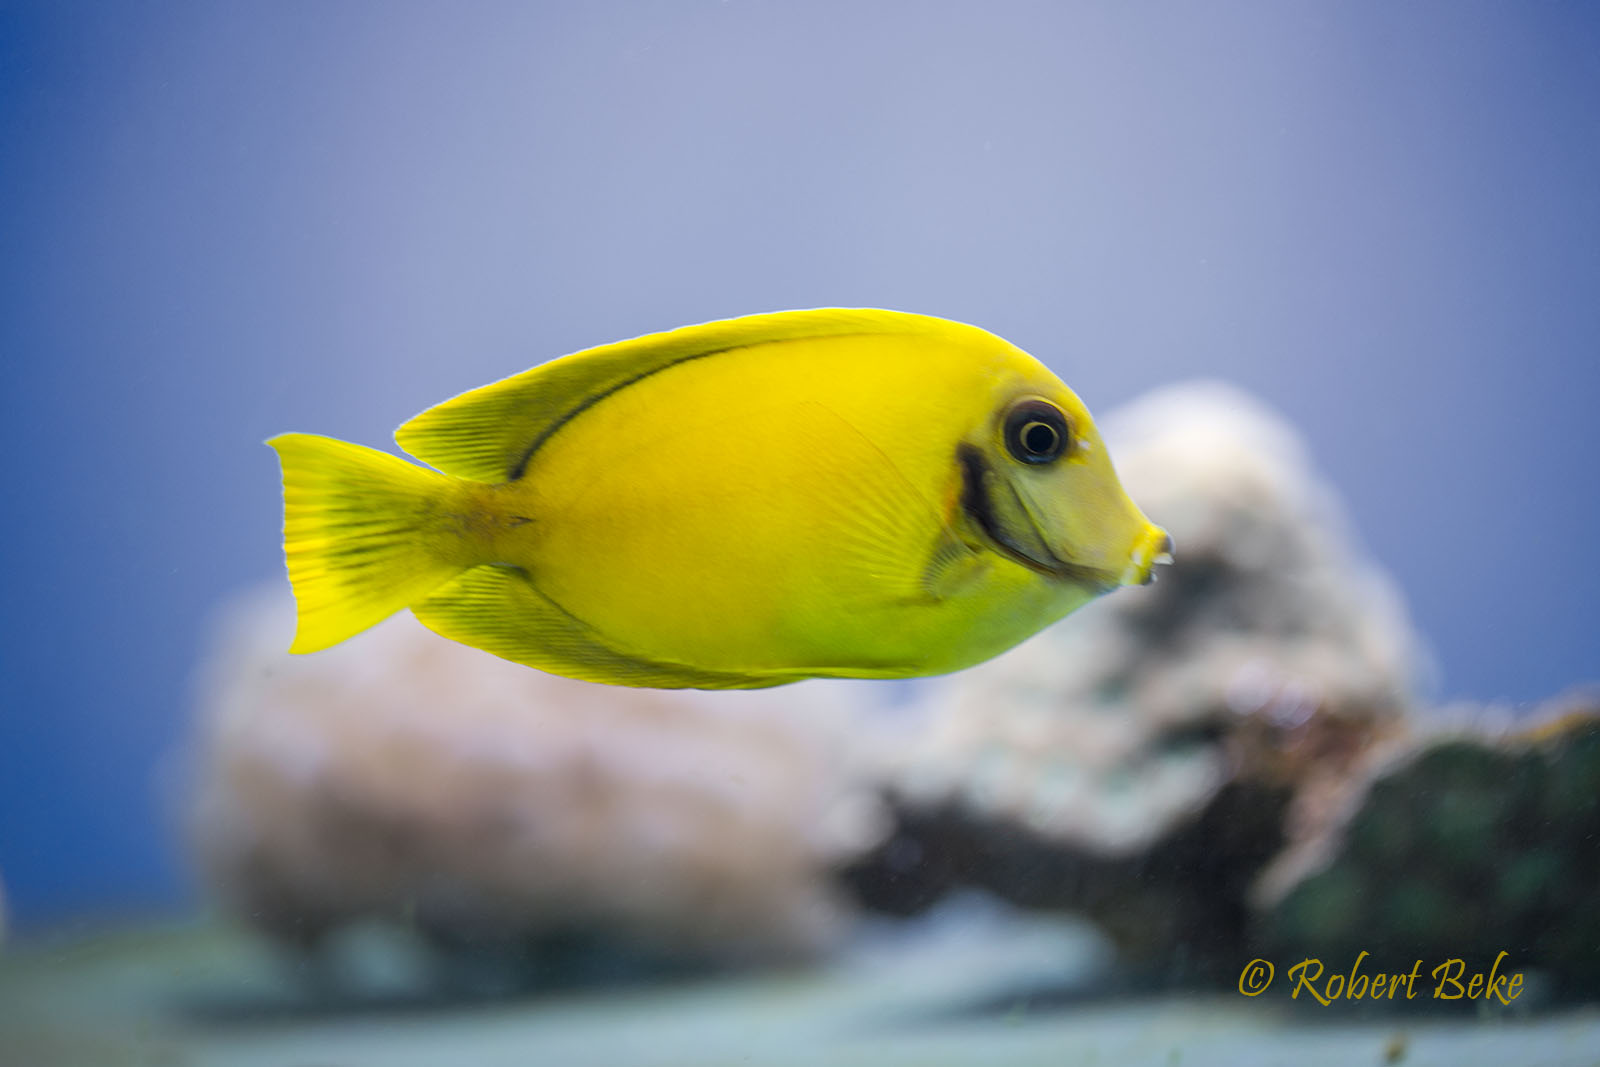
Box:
393, 308, 985, 483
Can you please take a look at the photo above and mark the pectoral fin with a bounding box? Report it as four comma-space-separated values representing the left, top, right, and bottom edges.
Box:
745, 400, 986, 609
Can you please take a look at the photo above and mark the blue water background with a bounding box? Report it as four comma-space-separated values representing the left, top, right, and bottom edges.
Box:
2, 3, 1596, 928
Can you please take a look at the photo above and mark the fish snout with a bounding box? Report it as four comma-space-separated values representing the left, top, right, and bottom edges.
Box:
1120, 527, 1175, 587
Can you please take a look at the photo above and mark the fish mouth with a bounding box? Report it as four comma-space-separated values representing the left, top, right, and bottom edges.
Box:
956, 444, 1123, 591
1120, 527, 1175, 586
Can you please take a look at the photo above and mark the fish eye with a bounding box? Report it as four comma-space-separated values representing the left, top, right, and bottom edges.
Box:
1003, 400, 1071, 465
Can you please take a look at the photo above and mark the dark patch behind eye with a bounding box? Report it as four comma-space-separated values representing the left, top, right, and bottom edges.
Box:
956, 441, 1120, 590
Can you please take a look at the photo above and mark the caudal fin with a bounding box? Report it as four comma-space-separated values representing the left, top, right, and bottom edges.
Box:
268, 433, 468, 653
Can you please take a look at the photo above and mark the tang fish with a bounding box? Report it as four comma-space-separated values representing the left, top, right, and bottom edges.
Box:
269, 309, 1171, 689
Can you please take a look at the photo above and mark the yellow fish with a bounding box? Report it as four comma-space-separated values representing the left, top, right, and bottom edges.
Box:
269, 309, 1170, 689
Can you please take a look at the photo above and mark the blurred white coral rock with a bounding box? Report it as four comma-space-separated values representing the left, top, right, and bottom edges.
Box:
188, 591, 885, 967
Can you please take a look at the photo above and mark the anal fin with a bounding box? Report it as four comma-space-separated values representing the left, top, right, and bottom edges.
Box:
411, 565, 782, 689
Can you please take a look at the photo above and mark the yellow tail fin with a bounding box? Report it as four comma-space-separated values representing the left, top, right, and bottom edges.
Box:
268, 433, 469, 653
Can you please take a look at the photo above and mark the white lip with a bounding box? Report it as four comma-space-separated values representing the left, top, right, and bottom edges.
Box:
1118, 531, 1174, 586
1119, 546, 1150, 586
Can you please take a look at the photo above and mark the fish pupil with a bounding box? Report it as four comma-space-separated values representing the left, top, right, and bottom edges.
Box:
1022, 422, 1058, 455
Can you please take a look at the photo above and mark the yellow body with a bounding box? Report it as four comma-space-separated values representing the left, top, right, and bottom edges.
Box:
269, 309, 1169, 688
